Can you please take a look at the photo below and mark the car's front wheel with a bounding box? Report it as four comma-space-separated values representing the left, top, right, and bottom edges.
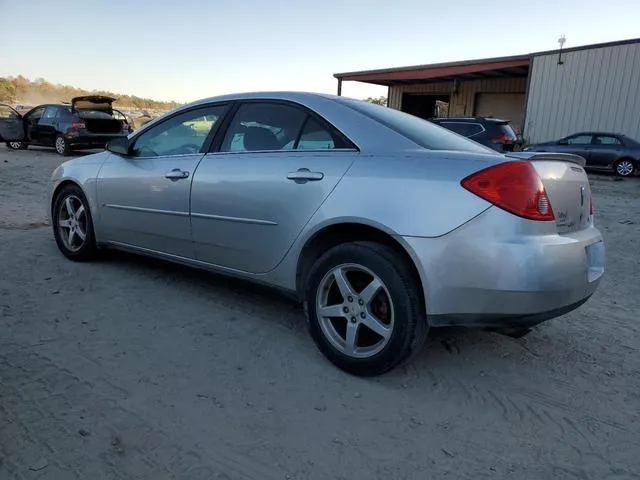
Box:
304, 241, 427, 376
614, 158, 635, 177
52, 184, 97, 261
55, 135, 72, 156
5, 141, 28, 150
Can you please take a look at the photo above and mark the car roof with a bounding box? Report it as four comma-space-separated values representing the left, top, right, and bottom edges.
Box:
565, 132, 622, 137
430, 116, 509, 123
181, 91, 346, 109
133, 91, 425, 153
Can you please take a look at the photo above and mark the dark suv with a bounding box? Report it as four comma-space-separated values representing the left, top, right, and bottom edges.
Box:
429, 116, 522, 152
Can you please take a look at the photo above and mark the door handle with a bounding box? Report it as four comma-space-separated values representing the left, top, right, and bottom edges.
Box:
164, 168, 190, 180
287, 168, 324, 182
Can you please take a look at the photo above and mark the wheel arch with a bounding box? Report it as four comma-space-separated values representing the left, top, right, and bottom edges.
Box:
295, 221, 427, 313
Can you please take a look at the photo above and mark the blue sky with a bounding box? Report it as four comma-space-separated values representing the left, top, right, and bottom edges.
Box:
1, 0, 639, 103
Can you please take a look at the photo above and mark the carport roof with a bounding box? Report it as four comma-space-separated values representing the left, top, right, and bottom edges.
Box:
333, 54, 531, 86
334, 37, 640, 87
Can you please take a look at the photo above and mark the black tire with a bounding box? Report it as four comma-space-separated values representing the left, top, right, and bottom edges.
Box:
54, 135, 72, 156
304, 241, 428, 376
5, 141, 28, 150
51, 184, 97, 261
613, 158, 635, 177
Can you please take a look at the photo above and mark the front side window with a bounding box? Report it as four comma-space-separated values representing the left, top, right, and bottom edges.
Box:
25, 106, 45, 122
0, 105, 20, 119
132, 105, 227, 157
566, 134, 592, 145
339, 98, 496, 154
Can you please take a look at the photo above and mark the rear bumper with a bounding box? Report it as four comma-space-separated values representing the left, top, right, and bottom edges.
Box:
65, 132, 126, 148
401, 207, 605, 328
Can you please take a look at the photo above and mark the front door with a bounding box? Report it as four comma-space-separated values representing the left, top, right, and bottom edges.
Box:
560, 134, 594, 164
0, 104, 25, 142
96, 104, 228, 257
20, 106, 46, 144
190, 101, 358, 274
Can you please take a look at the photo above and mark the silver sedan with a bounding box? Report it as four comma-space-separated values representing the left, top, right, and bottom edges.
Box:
45, 92, 605, 376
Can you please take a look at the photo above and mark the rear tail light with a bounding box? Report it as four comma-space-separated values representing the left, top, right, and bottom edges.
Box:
492, 134, 514, 143
71, 121, 85, 129
461, 161, 555, 221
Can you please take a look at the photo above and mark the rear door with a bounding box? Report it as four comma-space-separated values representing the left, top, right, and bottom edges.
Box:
190, 101, 358, 274
0, 104, 25, 142
590, 134, 624, 168
37, 106, 61, 145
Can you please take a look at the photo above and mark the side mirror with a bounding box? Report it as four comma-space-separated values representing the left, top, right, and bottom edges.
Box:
106, 137, 131, 156
558, 139, 568, 145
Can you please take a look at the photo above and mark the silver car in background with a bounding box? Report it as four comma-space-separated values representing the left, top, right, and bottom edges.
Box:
46, 92, 605, 376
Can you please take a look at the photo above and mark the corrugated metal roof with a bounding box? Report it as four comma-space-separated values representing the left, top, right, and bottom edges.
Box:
335, 37, 640, 86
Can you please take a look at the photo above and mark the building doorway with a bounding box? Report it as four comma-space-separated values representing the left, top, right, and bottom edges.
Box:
401, 93, 450, 120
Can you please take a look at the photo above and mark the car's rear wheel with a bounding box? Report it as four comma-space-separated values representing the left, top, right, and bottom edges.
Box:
52, 184, 97, 261
6, 141, 28, 150
304, 241, 427, 376
55, 135, 72, 156
614, 158, 635, 177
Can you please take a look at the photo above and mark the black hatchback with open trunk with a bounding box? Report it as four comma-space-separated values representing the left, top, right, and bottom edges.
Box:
0, 96, 132, 156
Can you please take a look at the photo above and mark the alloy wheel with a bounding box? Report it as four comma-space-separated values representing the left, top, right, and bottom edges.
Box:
616, 159, 634, 177
57, 195, 88, 252
8, 141, 23, 149
55, 137, 67, 155
316, 263, 394, 359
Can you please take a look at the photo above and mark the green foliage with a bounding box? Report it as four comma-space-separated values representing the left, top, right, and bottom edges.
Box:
0, 75, 180, 110
364, 96, 387, 106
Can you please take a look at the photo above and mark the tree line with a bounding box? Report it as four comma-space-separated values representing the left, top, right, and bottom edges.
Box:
0, 75, 180, 110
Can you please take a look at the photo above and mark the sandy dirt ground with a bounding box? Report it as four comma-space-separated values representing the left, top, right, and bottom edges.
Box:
1, 146, 639, 480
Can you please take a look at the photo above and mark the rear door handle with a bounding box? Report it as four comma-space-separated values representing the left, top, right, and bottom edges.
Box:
165, 168, 190, 180
287, 168, 324, 182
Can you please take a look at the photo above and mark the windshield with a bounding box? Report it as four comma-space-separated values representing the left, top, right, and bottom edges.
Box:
339, 98, 497, 154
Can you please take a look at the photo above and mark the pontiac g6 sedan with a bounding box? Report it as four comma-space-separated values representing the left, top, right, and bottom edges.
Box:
40, 92, 605, 376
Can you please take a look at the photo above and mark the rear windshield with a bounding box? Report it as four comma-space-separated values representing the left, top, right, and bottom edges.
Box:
339, 98, 497, 154
494, 122, 517, 138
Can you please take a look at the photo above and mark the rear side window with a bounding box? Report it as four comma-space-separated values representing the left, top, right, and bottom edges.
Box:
42, 107, 59, 119
567, 134, 593, 145
340, 99, 496, 154
440, 122, 484, 137
594, 135, 622, 145
219, 102, 353, 153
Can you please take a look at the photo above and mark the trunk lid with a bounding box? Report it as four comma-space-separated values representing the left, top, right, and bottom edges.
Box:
71, 95, 115, 115
506, 152, 591, 234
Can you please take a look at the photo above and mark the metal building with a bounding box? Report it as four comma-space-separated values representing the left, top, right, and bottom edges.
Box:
334, 38, 640, 143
